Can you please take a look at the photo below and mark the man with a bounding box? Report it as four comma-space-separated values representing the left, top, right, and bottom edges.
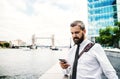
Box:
59, 20, 118, 79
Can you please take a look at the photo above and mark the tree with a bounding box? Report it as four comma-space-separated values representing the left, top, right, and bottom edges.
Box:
0, 43, 3, 47
96, 26, 113, 47
115, 22, 120, 28
96, 21, 120, 48
0, 42, 10, 48
114, 22, 120, 48
3, 42, 10, 48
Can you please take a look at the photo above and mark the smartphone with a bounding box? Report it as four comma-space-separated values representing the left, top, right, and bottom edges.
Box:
59, 59, 67, 63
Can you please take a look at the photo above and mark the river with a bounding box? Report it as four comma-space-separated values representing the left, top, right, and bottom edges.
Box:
0, 48, 120, 79
0, 48, 68, 79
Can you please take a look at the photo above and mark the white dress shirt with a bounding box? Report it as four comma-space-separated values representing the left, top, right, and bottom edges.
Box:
64, 39, 118, 79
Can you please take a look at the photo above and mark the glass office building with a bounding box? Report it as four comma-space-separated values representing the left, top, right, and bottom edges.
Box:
88, 0, 120, 39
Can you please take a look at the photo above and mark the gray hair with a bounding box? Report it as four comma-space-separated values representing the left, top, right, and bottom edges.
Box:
70, 20, 85, 30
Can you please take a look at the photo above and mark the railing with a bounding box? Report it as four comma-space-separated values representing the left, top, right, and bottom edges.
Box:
104, 48, 120, 57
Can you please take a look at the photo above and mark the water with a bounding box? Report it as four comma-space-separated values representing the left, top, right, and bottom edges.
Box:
0, 48, 68, 79
0, 48, 120, 79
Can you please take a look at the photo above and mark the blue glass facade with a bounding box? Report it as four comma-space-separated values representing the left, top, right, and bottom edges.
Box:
88, 0, 118, 37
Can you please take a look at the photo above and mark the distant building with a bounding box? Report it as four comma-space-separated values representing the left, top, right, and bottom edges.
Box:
88, 0, 120, 41
0, 41, 8, 44
10, 39, 26, 47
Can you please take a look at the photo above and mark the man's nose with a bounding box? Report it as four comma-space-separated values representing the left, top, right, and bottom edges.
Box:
72, 33, 77, 38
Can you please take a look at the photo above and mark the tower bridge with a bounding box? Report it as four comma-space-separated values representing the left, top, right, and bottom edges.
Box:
31, 34, 56, 49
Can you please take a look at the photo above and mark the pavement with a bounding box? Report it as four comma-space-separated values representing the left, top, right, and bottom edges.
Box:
39, 62, 69, 79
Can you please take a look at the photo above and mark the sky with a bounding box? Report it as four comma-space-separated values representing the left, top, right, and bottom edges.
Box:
0, 0, 88, 46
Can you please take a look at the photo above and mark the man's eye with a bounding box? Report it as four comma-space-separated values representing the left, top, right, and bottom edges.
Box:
75, 32, 79, 34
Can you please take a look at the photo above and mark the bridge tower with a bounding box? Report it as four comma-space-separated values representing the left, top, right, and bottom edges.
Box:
31, 34, 55, 49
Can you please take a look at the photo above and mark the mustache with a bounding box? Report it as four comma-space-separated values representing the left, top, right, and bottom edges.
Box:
73, 37, 79, 40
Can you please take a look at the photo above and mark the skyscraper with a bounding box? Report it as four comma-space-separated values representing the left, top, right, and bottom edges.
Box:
88, 0, 120, 41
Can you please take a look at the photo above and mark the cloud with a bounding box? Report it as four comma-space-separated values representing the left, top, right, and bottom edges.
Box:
0, 0, 88, 45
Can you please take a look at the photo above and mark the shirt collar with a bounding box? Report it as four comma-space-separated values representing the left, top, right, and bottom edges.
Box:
79, 39, 91, 47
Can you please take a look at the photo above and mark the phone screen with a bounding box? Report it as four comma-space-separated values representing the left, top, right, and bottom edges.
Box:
59, 59, 67, 63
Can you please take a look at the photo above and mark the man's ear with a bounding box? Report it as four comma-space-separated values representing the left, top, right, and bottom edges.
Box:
83, 29, 86, 34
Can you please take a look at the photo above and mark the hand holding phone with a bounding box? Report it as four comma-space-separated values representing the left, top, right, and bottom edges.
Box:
59, 59, 69, 69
